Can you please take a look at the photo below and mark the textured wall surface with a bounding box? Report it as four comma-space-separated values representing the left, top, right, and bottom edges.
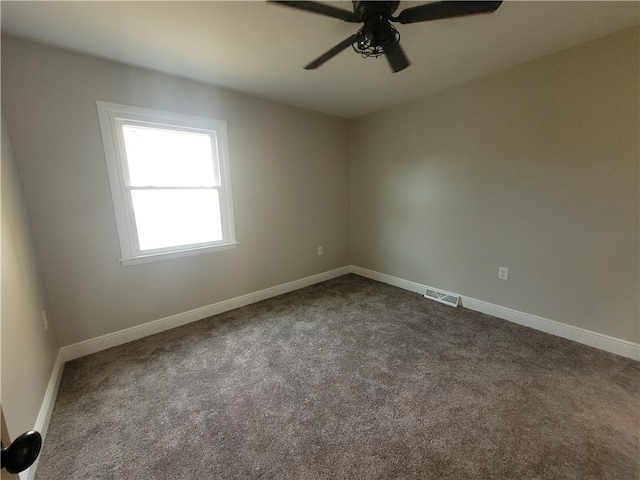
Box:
1, 37, 352, 345
351, 27, 639, 343
1, 110, 60, 437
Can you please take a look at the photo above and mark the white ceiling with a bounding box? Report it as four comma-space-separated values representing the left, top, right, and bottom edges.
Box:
1, 1, 638, 118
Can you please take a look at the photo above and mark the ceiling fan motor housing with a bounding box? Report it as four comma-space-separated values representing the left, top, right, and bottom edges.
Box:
352, 1, 400, 22
269, 0, 503, 73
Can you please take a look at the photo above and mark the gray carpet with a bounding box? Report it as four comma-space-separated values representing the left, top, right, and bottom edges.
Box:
36, 274, 639, 479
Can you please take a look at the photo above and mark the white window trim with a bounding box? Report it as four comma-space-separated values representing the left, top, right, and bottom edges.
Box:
96, 101, 238, 266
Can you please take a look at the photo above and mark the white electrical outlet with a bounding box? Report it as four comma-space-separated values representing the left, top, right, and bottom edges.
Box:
42, 310, 49, 331
317, 246, 323, 256
498, 267, 509, 280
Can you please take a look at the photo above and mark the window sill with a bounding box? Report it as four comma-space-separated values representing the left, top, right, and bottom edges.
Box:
119, 242, 239, 266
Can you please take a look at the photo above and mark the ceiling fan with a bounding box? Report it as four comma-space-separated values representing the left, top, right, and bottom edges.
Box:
268, 1, 502, 73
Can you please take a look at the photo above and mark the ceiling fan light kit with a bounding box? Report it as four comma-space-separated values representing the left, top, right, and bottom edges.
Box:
268, 0, 503, 73
352, 19, 401, 59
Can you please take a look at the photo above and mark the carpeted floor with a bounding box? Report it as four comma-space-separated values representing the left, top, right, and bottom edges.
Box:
36, 274, 639, 479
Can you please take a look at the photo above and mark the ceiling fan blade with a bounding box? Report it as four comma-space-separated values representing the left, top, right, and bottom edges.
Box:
304, 34, 358, 70
395, 1, 502, 24
384, 43, 411, 73
267, 1, 359, 22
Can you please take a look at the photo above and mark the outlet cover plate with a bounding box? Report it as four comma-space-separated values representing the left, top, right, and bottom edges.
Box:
498, 267, 509, 280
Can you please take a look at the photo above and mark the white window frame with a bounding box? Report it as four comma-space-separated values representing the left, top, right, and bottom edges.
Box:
97, 101, 237, 266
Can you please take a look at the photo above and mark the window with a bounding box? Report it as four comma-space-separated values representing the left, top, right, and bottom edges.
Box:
97, 102, 237, 266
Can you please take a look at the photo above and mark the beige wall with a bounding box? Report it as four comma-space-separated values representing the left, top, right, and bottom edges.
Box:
1, 37, 352, 346
1, 26, 637, 472
352, 27, 639, 343
1, 110, 60, 437
2, 25, 638, 356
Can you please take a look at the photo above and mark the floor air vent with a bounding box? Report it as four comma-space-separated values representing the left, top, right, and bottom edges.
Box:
424, 288, 460, 307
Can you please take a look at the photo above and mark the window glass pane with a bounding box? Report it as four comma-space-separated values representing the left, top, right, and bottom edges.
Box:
131, 189, 222, 251
122, 125, 217, 187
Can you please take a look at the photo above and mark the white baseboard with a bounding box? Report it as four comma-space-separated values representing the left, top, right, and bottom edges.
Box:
20, 264, 638, 480
461, 296, 640, 361
61, 265, 639, 362
24, 267, 350, 478
61, 266, 352, 361
20, 350, 65, 480
350, 266, 640, 360
351, 266, 428, 295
